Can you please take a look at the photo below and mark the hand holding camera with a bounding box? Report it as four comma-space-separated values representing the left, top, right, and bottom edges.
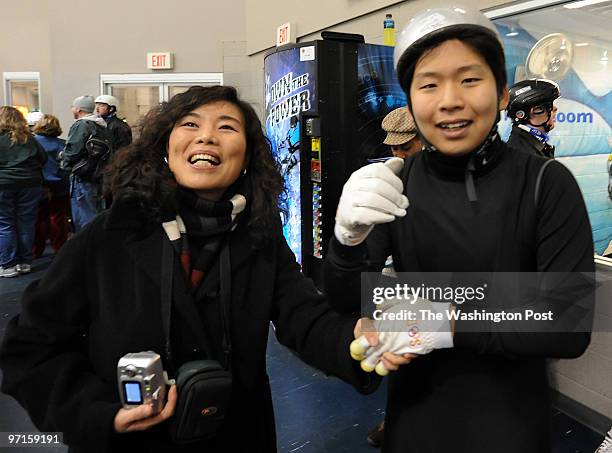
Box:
115, 351, 232, 441
115, 351, 176, 433
334, 157, 409, 246
114, 385, 177, 433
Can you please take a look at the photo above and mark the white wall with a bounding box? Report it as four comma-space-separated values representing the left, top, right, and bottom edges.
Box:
550, 333, 612, 422
1, 0, 246, 136
245, 0, 403, 55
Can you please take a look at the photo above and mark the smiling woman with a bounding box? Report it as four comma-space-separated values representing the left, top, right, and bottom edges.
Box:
0, 86, 378, 453
167, 101, 247, 201
104, 86, 284, 243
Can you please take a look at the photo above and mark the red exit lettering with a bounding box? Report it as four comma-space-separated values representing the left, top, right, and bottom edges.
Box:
279, 28, 287, 44
151, 54, 166, 68
151, 55, 166, 68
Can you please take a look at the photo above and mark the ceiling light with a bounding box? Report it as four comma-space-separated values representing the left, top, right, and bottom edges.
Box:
601, 50, 609, 62
564, 0, 609, 10
575, 42, 590, 47
506, 27, 519, 37
454, 7, 467, 13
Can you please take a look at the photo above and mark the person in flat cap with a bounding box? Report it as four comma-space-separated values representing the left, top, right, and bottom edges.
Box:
381, 106, 421, 159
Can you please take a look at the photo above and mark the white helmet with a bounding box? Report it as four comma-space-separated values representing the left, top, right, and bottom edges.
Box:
394, 6, 502, 92
94, 94, 119, 109
26, 111, 44, 126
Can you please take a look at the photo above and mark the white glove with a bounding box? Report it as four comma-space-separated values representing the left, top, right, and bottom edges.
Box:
335, 158, 409, 246
350, 298, 454, 375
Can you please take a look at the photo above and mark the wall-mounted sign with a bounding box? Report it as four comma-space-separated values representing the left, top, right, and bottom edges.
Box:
276, 22, 296, 47
147, 52, 174, 70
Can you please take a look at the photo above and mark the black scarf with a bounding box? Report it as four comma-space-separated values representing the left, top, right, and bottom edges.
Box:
162, 187, 246, 290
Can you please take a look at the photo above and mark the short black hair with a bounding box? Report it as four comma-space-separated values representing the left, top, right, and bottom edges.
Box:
398, 26, 507, 106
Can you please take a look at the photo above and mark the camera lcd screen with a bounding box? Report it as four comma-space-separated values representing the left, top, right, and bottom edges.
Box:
123, 381, 143, 404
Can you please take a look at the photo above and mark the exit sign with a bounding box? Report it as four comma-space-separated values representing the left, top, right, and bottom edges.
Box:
276, 22, 296, 47
147, 52, 173, 70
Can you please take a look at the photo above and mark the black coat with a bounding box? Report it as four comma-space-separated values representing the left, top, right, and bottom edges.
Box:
507, 125, 555, 158
0, 199, 376, 453
106, 115, 132, 153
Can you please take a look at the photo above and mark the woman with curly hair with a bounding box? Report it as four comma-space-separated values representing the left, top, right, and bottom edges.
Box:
0, 86, 376, 452
0, 106, 47, 277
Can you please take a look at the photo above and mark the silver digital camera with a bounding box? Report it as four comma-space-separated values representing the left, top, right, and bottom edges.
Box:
117, 351, 167, 413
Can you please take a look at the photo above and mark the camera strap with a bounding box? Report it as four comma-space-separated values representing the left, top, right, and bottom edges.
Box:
160, 236, 233, 374
219, 242, 232, 371
161, 237, 176, 370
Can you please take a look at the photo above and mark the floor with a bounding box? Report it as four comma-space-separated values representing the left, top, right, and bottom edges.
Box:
0, 251, 607, 452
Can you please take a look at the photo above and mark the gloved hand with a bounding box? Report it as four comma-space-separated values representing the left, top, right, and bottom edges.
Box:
334, 158, 409, 246
351, 298, 454, 376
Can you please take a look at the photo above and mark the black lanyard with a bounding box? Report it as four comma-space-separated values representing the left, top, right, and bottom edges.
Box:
160, 237, 233, 375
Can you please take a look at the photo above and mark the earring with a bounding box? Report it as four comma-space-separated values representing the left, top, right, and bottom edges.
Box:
242, 168, 247, 176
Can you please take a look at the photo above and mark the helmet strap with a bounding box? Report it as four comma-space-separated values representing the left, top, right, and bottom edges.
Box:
518, 123, 550, 143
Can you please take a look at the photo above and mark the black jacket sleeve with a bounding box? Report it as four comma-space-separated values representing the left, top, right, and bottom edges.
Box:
454, 160, 595, 358
322, 223, 393, 313
0, 224, 120, 449
271, 231, 380, 394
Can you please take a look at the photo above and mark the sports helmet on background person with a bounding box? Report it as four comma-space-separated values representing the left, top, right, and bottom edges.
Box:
506, 78, 560, 128
94, 94, 120, 111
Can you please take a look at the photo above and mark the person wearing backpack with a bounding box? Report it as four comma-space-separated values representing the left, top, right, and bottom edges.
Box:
61, 95, 112, 231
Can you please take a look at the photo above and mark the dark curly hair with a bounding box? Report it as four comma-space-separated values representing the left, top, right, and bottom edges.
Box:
104, 85, 286, 244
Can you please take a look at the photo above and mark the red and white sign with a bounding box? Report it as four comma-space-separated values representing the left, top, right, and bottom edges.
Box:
147, 52, 173, 70
276, 22, 296, 47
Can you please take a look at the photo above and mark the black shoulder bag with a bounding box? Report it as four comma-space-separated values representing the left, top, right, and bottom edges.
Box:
161, 238, 233, 444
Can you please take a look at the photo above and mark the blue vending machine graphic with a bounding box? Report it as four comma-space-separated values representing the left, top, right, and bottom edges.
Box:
265, 38, 406, 282
264, 47, 315, 265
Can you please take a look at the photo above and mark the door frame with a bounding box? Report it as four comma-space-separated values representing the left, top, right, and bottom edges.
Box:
3, 71, 41, 110
99, 73, 224, 101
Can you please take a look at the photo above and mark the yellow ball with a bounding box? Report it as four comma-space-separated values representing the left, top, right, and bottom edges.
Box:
350, 339, 366, 357
360, 360, 375, 373
350, 351, 364, 361
375, 361, 389, 376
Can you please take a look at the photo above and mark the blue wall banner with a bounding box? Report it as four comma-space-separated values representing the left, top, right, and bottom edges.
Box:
495, 23, 612, 255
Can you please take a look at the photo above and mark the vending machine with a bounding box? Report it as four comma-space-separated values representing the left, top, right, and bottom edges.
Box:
264, 33, 406, 283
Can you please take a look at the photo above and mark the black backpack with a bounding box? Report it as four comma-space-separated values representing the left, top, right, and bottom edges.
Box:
71, 121, 113, 182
